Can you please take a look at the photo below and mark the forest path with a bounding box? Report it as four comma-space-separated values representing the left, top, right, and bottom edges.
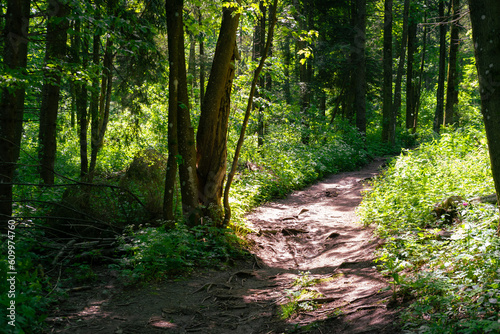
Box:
47, 158, 401, 334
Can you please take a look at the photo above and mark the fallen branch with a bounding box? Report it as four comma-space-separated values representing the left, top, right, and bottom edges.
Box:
67, 286, 93, 293
52, 239, 76, 265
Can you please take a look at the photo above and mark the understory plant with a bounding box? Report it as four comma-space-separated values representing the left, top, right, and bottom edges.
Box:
358, 127, 500, 333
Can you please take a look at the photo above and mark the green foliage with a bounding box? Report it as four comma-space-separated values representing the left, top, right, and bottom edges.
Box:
115, 224, 246, 283
293, 271, 321, 287
280, 271, 323, 319
0, 230, 62, 333
358, 127, 500, 332
227, 111, 372, 227
359, 127, 492, 235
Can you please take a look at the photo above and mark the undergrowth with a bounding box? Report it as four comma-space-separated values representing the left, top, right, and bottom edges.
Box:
358, 127, 500, 333
118, 121, 378, 283
113, 224, 247, 283
228, 119, 373, 227
4, 116, 393, 332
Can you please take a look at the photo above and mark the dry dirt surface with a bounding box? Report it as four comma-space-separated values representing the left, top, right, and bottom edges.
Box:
46, 158, 401, 334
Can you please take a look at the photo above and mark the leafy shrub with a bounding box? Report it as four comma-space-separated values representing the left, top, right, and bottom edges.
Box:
0, 230, 60, 333
358, 127, 500, 332
115, 224, 246, 282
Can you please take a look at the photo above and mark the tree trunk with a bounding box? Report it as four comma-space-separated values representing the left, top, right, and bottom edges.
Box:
223, 0, 278, 226
433, 0, 447, 133
467, 0, 500, 234
406, 18, 417, 130
283, 35, 292, 104
88, 33, 100, 181
71, 19, 89, 178
198, 9, 205, 110
444, 0, 460, 126
354, 0, 367, 134
88, 0, 117, 182
0, 0, 30, 226
381, 0, 394, 144
188, 32, 196, 108
163, 0, 181, 222
176, 7, 199, 226
414, 9, 428, 133
88, 36, 114, 181
196, 3, 240, 225
254, 1, 266, 147
393, 0, 410, 123
38, 0, 69, 184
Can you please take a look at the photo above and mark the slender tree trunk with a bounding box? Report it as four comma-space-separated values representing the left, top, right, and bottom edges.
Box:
198, 9, 205, 110
254, 1, 266, 147
467, 0, 500, 234
414, 10, 428, 133
188, 32, 196, 108
0, 0, 30, 226
354, 0, 367, 134
88, 33, 100, 181
381, 0, 394, 144
87, 0, 117, 182
345, 0, 357, 123
295, 1, 311, 144
406, 19, 417, 130
196, 3, 240, 225
223, 0, 278, 226
393, 0, 410, 122
163, 0, 181, 222
433, 0, 447, 133
88, 36, 114, 181
39, 0, 69, 184
176, 8, 199, 226
283, 35, 292, 104
444, 0, 460, 126
71, 19, 89, 178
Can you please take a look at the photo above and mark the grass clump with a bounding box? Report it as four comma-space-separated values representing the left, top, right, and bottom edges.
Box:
281, 271, 324, 319
358, 127, 500, 333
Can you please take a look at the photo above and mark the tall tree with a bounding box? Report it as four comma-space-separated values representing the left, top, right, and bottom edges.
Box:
444, 0, 461, 125
405, 17, 417, 131
223, 0, 278, 226
88, 32, 100, 181
163, 0, 182, 222
413, 7, 428, 133
175, 2, 199, 225
164, 0, 199, 225
296, 2, 312, 144
254, 1, 266, 147
196, 2, 241, 225
393, 0, 410, 122
468, 0, 500, 234
88, 0, 118, 182
0, 0, 30, 227
38, 0, 70, 184
381, 0, 394, 144
433, 0, 447, 133
282, 34, 292, 104
353, 0, 367, 134
198, 8, 205, 110
70, 18, 90, 178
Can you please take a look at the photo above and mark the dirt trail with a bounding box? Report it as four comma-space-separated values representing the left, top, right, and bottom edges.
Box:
47, 158, 400, 334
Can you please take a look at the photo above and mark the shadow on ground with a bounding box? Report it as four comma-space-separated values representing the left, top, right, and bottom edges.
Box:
45, 158, 402, 334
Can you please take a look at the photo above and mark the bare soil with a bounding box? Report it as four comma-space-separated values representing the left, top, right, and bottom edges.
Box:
46, 158, 401, 333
